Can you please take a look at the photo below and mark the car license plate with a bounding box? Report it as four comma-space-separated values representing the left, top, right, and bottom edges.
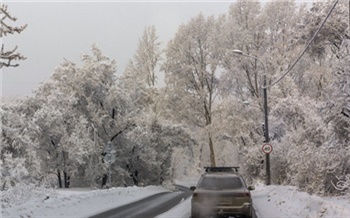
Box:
219, 197, 232, 204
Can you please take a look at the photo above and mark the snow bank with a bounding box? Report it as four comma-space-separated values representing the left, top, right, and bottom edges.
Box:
1, 184, 57, 209
1, 185, 168, 218
252, 183, 350, 218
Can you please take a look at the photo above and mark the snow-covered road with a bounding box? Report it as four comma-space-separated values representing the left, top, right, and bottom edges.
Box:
1, 182, 350, 218
88, 186, 192, 218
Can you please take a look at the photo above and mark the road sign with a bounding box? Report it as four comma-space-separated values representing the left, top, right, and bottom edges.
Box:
104, 141, 117, 164
104, 141, 116, 154
262, 144, 273, 154
104, 153, 116, 164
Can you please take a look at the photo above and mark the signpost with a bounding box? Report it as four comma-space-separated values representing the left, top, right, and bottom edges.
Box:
104, 141, 116, 188
233, 49, 272, 185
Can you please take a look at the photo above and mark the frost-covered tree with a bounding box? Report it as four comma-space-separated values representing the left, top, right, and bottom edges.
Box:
48, 45, 190, 187
163, 13, 220, 166
120, 40, 198, 184
261, 0, 308, 99
0, 4, 27, 68
13, 79, 96, 188
121, 25, 163, 121
211, 97, 264, 178
291, 0, 348, 100
326, 38, 350, 194
1, 97, 51, 189
46, 45, 127, 187
1, 45, 121, 188
211, 0, 349, 194
126, 25, 162, 87
1, 103, 33, 190
299, 0, 349, 59
219, 0, 264, 101
1, 43, 194, 188
124, 115, 197, 186
0, 153, 28, 190
227, 0, 263, 55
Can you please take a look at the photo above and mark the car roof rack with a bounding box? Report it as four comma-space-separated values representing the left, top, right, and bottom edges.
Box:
204, 166, 239, 173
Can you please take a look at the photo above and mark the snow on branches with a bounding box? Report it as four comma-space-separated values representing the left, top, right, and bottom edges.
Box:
0, 4, 27, 68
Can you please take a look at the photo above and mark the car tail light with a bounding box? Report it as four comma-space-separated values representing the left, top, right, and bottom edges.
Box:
245, 192, 251, 197
192, 193, 199, 198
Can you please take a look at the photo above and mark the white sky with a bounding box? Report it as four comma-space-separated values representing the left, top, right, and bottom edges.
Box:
1, 0, 315, 98
1, 0, 237, 97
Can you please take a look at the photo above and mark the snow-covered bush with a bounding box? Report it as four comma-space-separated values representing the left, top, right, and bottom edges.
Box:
1, 101, 42, 189
333, 174, 350, 194
240, 146, 265, 185
0, 153, 29, 190
267, 98, 336, 194
0, 183, 57, 208
234, 94, 350, 195
326, 38, 350, 194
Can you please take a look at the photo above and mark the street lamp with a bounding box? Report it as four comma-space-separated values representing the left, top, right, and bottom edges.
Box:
232, 49, 271, 185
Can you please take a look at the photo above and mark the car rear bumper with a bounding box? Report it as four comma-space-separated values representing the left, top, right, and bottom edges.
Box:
215, 203, 252, 215
192, 202, 252, 216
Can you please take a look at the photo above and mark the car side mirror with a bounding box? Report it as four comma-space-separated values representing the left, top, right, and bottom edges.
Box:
190, 186, 196, 191
248, 185, 255, 191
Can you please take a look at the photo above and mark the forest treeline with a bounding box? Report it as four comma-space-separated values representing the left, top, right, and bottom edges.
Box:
1, 0, 349, 196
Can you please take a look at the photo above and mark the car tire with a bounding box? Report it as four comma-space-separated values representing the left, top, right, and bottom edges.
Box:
244, 207, 253, 218
191, 210, 200, 218
191, 213, 198, 218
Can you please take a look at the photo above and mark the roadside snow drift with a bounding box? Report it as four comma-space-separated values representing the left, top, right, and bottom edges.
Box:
1, 186, 168, 218
252, 183, 350, 218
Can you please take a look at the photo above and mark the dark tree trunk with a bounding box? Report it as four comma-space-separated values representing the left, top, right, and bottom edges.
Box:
132, 170, 138, 186
64, 171, 70, 188
1, 181, 7, 191
101, 174, 107, 188
57, 169, 62, 188
208, 134, 216, 167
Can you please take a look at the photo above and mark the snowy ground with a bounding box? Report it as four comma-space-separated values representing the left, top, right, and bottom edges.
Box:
1, 181, 350, 218
1, 186, 169, 218
252, 183, 350, 218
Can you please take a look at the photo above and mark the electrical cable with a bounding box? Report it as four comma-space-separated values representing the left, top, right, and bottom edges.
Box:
262, 0, 340, 89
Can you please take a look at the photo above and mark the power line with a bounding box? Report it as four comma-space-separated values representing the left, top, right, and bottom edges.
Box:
263, 0, 340, 89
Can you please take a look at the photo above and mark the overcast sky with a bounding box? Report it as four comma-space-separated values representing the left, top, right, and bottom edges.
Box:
1, 0, 239, 98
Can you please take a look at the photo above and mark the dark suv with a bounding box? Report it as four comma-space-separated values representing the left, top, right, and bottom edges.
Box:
190, 167, 254, 218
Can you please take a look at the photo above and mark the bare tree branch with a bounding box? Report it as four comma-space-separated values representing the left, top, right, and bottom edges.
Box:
0, 4, 27, 68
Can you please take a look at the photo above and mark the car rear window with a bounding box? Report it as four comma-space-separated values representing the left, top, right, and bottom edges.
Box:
198, 177, 243, 190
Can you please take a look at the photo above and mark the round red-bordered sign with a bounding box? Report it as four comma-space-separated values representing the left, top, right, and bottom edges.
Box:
262, 144, 273, 154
